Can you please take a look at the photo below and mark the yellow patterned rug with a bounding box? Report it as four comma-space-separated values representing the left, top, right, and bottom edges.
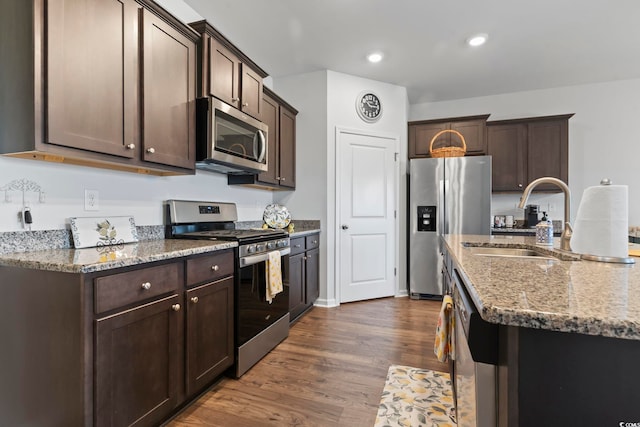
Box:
374, 365, 457, 427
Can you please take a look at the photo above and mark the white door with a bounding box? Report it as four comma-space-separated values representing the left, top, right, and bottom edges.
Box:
337, 129, 398, 303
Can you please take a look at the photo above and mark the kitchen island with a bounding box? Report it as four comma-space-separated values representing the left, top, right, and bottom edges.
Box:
443, 234, 640, 426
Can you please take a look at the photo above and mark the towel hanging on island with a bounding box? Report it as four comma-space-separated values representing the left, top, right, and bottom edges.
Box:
265, 251, 283, 304
434, 295, 455, 362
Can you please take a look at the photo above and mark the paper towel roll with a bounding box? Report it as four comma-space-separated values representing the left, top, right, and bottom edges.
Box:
571, 183, 628, 258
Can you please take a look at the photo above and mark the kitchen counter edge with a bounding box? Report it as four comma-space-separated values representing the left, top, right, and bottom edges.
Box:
0, 239, 237, 274
288, 228, 321, 238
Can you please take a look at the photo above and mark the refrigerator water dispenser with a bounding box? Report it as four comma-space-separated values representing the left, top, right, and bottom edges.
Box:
417, 206, 436, 232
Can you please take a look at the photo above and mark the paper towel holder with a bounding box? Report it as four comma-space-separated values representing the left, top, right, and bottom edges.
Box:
578, 178, 635, 264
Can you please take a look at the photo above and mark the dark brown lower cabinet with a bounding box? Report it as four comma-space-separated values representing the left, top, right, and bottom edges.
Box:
95, 294, 182, 427
287, 233, 320, 323
305, 248, 320, 304
186, 277, 234, 395
287, 252, 306, 321
0, 249, 234, 427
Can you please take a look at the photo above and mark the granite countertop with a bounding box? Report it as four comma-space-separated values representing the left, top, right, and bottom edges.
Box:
288, 226, 321, 237
443, 234, 640, 340
0, 239, 237, 274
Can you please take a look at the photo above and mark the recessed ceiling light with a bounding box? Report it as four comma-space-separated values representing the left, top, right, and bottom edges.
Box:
367, 52, 383, 63
467, 33, 488, 47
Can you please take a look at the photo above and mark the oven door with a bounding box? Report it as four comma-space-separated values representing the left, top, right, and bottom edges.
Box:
236, 248, 290, 346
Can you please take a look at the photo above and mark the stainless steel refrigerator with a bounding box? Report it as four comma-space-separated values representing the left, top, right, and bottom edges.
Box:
408, 156, 491, 299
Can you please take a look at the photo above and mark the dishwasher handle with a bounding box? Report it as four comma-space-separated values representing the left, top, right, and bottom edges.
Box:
453, 268, 499, 365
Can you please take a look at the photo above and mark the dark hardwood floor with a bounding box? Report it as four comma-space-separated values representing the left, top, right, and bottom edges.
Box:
166, 297, 446, 427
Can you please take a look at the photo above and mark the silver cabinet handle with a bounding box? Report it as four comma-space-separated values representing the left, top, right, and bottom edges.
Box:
281, 177, 285, 181
172, 304, 181, 312
242, 102, 249, 107
341, 225, 349, 230
191, 296, 199, 304
231, 97, 240, 102
126, 144, 135, 150
276, 176, 281, 180
211, 265, 219, 271
141, 282, 151, 290
312, 240, 318, 244
146, 147, 155, 154
518, 183, 523, 188
294, 244, 302, 248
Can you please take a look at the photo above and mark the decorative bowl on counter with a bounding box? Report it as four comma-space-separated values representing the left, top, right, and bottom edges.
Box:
263, 204, 291, 229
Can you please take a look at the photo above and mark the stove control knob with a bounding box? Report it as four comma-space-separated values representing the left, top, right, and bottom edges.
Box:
277, 240, 288, 248
247, 245, 257, 254
267, 242, 276, 250
256, 244, 265, 252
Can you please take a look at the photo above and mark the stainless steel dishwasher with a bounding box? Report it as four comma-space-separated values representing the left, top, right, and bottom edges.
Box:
452, 268, 498, 427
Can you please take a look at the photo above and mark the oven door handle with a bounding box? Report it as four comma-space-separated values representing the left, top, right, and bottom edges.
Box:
239, 248, 291, 267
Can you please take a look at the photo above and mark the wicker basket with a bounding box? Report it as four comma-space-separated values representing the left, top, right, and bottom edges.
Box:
429, 129, 467, 158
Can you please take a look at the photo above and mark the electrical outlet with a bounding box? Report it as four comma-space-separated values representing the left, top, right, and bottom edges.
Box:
85, 189, 99, 211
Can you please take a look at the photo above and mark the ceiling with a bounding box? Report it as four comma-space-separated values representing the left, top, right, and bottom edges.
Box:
183, 0, 640, 104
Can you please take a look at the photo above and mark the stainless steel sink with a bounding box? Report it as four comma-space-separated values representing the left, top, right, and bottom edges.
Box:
467, 246, 556, 260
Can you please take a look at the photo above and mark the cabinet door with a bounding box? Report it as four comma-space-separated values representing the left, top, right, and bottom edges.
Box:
409, 122, 448, 158
186, 277, 234, 396
209, 38, 240, 108
305, 248, 320, 306
451, 120, 486, 154
278, 106, 296, 188
141, 9, 196, 169
95, 294, 181, 427
257, 93, 279, 185
487, 124, 528, 191
287, 253, 306, 321
47, 0, 139, 158
240, 64, 263, 119
527, 119, 569, 190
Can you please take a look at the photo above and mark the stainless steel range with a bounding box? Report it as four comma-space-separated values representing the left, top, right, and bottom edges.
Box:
165, 200, 290, 377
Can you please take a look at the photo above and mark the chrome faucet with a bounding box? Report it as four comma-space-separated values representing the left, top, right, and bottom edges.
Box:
518, 177, 573, 251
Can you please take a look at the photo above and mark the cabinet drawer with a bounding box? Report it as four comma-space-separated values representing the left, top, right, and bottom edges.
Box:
305, 234, 319, 250
186, 250, 234, 287
289, 237, 306, 255
95, 263, 181, 314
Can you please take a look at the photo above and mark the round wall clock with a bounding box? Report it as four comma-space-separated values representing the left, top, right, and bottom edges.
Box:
356, 91, 382, 123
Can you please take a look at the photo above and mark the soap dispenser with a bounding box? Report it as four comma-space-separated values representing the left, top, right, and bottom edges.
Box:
536, 211, 554, 246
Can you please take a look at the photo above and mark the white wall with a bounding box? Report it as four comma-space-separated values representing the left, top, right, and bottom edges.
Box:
410, 78, 640, 226
273, 70, 408, 307
0, 157, 273, 231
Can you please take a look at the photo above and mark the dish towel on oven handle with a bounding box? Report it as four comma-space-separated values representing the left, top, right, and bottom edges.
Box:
265, 250, 283, 304
434, 294, 455, 362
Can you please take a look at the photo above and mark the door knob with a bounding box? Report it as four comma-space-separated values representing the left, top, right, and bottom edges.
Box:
341, 225, 349, 230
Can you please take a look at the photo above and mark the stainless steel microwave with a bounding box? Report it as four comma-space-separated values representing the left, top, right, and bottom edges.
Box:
196, 97, 268, 174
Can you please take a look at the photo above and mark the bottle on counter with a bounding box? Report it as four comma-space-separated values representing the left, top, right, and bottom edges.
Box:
536, 211, 554, 246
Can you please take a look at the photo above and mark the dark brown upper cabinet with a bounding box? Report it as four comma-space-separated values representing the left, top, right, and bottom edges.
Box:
487, 114, 573, 192
141, 8, 197, 170
228, 87, 298, 190
408, 115, 490, 158
0, 0, 199, 175
189, 21, 268, 120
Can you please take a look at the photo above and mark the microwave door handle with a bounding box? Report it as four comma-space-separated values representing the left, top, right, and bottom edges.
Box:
255, 130, 267, 163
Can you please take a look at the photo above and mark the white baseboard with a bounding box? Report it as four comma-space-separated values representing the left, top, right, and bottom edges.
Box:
313, 298, 339, 308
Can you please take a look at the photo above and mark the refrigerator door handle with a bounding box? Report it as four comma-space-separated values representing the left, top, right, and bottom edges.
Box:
439, 179, 447, 235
